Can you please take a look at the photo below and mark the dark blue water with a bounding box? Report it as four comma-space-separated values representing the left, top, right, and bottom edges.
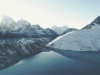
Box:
0, 51, 100, 75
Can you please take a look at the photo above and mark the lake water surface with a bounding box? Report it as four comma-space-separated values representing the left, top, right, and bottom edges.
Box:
0, 51, 100, 75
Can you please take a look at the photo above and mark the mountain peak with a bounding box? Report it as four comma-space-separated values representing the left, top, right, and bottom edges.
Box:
31, 24, 43, 29
91, 16, 100, 24
51, 25, 69, 35
82, 16, 100, 29
1, 15, 16, 25
17, 19, 31, 26
51, 25, 68, 28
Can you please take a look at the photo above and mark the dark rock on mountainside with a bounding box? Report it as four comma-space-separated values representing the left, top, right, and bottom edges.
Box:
61, 28, 78, 35
44, 28, 58, 37
82, 16, 100, 29
0, 25, 58, 39
0, 37, 53, 69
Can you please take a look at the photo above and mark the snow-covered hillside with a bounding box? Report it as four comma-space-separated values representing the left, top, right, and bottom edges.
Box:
51, 26, 68, 35
47, 24, 100, 51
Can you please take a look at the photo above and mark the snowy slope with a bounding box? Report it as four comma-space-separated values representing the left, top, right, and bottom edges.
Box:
51, 26, 68, 35
17, 19, 31, 30
1, 15, 16, 25
0, 15, 17, 30
47, 25, 100, 51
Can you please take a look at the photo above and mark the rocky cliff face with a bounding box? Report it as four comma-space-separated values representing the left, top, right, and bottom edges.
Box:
0, 37, 53, 69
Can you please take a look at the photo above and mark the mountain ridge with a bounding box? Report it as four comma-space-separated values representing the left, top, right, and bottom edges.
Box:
0, 15, 58, 38
47, 16, 100, 51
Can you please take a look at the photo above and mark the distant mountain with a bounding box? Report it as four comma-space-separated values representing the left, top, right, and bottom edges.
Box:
47, 16, 100, 51
82, 16, 100, 29
44, 28, 58, 37
0, 16, 58, 38
51, 26, 68, 35
0, 15, 17, 31
61, 28, 78, 35
51, 26, 78, 35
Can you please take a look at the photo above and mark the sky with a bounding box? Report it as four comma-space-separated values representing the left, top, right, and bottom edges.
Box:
0, 0, 100, 29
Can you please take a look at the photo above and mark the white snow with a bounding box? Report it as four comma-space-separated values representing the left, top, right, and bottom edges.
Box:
51, 26, 68, 35
31, 25, 41, 29
0, 15, 31, 31
17, 38, 34, 45
47, 25, 100, 51
31, 25, 46, 34
0, 15, 57, 37
1, 15, 16, 25
17, 19, 31, 28
0, 15, 17, 30
17, 38, 35, 54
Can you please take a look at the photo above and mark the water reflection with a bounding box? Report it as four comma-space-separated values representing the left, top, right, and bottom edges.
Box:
0, 51, 100, 75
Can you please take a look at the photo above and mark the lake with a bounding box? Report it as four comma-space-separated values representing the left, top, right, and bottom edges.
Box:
0, 50, 100, 75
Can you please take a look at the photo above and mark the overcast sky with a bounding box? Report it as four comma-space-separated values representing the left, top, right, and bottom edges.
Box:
0, 0, 100, 29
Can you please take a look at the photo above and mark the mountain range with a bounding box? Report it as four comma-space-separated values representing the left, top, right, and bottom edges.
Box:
0, 15, 58, 38
1, 15, 100, 70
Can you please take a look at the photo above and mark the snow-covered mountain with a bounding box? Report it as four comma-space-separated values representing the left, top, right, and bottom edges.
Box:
0, 16, 31, 31
47, 17, 100, 51
51, 26, 68, 35
44, 28, 58, 37
0, 15, 58, 69
82, 16, 100, 29
0, 16, 58, 38
51, 25, 78, 35
17, 19, 31, 30
0, 15, 17, 31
